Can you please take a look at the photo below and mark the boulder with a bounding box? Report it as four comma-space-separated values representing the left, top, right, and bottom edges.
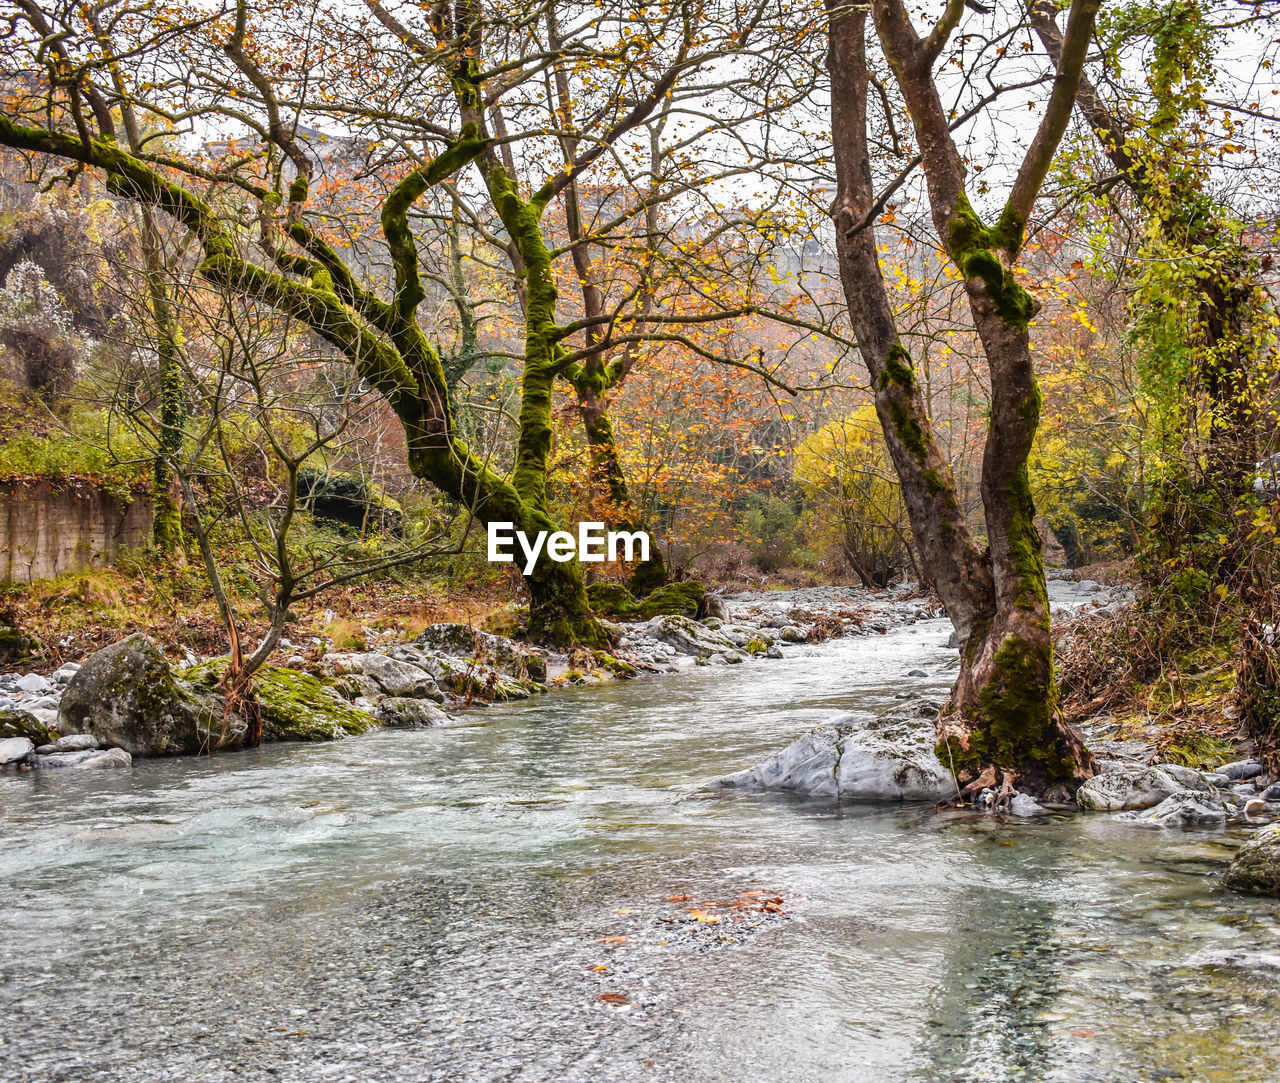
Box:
1114, 791, 1228, 828
335, 653, 441, 699
713, 712, 956, 803
393, 646, 534, 702
0, 708, 54, 745
59, 634, 243, 757
1008, 793, 1048, 817
15, 673, 52, 695
779, 626, 805, 643
412, 624, 547, 683
375, 697, 451, 728
0, 736, 34, 766
1076, 767, 1182, 811
1156, 763, 1218, 793
643, 614, 738, 657
1223, 822, 1280, 896
700, 593, 729, 622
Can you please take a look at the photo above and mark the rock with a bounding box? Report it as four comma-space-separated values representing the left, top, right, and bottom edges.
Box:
0, 708, 54, 745
724, 651, 746, 664
185, 661, 377, 741
1076, 767, 1182, 811
1156, 763, 1219, 793
1114, 791, 1228, 827
700, 593, 729, 622
36, 733, 99, 754
14, 673, 52, 694
1205, 773, 1232, 787
906, 668, 927, 678
1262, 781, 1280, 802
35, 747, 131, 769
1186, 948, 1280, 971
706, 653, 728, 666
375, 698, 451, 728
779, 626, 805, 643
51, 663, 81, 685
59, 634, 243, 757
396, 647, 534, 702
1008, 793, 1048, 816
336, 653, 441, 699
0, 736, 34, 765
713, 712, 955, 802
643, 614, 738, 657
1216, 759, 1264, 781
1223, 822, 1280, 895
765, 644, 784, 659
413, 624, 547, 682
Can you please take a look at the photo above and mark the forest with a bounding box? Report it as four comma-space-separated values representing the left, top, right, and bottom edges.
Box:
2, 0, 1280, 1077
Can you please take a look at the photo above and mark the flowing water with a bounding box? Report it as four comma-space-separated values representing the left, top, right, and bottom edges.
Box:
2, 618, 1279, 1082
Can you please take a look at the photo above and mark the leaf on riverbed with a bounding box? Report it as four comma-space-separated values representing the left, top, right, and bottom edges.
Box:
597, 993, 629, 1004
613, 908, 633, 914
666, 894, 691, 902
600, 935, 628, 944
688, 908, 720, 924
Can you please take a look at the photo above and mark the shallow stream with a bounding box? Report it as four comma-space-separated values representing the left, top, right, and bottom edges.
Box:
2, 618, 1278, 1081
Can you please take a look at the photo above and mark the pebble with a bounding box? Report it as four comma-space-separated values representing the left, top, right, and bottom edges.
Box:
14, 673, 52, 694
0, 736, 34, 765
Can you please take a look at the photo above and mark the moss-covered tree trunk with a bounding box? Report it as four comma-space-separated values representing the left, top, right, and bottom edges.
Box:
826, 0, 1098, 799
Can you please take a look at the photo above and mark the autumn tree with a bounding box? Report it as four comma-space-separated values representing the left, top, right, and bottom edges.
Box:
825, 0, 1103, 797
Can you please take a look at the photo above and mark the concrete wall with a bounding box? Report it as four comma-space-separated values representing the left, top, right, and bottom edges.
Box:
0, 481, 153, 583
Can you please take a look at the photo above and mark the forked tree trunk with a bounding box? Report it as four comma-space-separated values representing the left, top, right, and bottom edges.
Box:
825, 1, 1095, 798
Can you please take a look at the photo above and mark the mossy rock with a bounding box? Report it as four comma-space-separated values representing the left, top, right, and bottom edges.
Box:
591, 650, 637, 678
627, 557, 667, 598
743, 637, 769, 656
183, 659, 377, 741
1224, 823, 1280, 896
0, 625, 40, 665
0, 708, 54, 745
587, 582, 640, 619
636, 582, 705, 619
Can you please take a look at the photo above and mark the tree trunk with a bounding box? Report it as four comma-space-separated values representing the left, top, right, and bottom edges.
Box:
825, 2, 1094, 797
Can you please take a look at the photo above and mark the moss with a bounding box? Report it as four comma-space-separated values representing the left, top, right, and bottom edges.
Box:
637, 582, 705, 619
743, 637, 768, 656
591, 650, 637, 678
627, 555, 667, 597
0, 708, 53, 744
183, 659, 376, 741
877, 346, 928, 461
0, 624, 39, 664
1161, 730, 1236, 768
587, 582, 639, 618
947, 194, 1035, 333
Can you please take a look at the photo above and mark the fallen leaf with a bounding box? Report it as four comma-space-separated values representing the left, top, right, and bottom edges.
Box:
597, 993, 629, 1004
600, 935, 628, 944
688, 908, 720, 924
613, 908, 633, 915
666, 894, 691, 902
590, 965, 610, 972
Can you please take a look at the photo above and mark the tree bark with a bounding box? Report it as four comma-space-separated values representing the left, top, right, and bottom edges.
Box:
826, 0, 1095, 797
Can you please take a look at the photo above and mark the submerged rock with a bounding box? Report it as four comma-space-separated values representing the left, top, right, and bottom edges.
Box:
1114, 791, 1228, 828
59, 634, 244, 757
1223, 822, 1280, 896
1076, 767, 1181, 811
713, 711, 955, 803
1008, 793, 1048, 817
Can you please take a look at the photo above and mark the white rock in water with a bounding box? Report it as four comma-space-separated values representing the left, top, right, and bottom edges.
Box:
0, 736, 34, 765
1114, 791, 1227, 827
1156, 763, 1218, 793
713, 712, 955, 803
73, 747, 131, 769
38, 734, 100, 754
14, 673, 52, 694
1008, 793, 1048, 817
1077, 767, 1181, 811
335, 653, 440, 699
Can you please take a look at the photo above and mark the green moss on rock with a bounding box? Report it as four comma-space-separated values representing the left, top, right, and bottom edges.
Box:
0, 708, 54, 744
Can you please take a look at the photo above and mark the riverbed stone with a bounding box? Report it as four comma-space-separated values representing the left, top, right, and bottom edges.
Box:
413, 624, 547, 683
643, 615, 738, 657
0, 736, 33, 765
1157, 763, 1219, 793
1076, 767, 1181, 811
36, 734, 99, 754
336, 653, 440, 699
35, 747, 131, 769
1223, 822, 1280, 896
1114, 791, 1228, 827
1009, 793, 1048, 816
59, 634, 244, 757
14, 673, 52, 695
375, 697, 451, 728
714, 712, 955, 803
1216, 759, 1264, 781
0, 708, 54, 745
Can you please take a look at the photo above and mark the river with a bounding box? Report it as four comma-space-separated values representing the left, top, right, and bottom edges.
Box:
1, 617, 1277, 1081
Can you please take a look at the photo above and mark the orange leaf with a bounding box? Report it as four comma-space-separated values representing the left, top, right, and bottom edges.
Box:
597, 993, 629, 1004
600, 936, 628, 944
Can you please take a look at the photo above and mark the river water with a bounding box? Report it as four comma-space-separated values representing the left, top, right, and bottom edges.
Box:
2, 618, 1278, 1081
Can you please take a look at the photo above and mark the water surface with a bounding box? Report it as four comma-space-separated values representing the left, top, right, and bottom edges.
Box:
1, 619, 1277, 1081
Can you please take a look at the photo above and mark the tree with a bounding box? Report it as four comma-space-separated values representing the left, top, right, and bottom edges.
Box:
825, 0, 1102, 797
